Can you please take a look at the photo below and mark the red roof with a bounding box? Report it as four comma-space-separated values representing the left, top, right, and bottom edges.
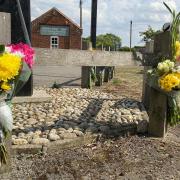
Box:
32, 7, 82, 30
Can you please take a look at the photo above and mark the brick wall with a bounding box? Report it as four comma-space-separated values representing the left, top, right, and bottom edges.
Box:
32, 8, 82, 49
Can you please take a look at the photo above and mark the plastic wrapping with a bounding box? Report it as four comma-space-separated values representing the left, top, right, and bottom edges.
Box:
0, 101, 13, 133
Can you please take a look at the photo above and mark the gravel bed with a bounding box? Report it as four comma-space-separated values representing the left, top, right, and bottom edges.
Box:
12, 88, 148, 146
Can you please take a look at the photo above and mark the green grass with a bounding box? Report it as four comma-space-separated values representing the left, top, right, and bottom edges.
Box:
112, 78, 121, 85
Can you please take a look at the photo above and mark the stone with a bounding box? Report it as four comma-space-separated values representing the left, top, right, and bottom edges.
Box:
48, 134, 60, 141
31, 138, 50, 145
18, 132, 25, 138
35, 130, 42, 135
73, 130, 84, 137
86, 126, 98, 133
79, 122, 88, 130
49, 129, 57, 134
55, 120, 64, 126
62, 123, 70, 130
60, 132, 77, 139
99, 126, 110, 134
12, 138, 28, 145
121, 115, 133, 122
58, 128, 67, 132
27, 118, 37, 125
121, 109, 131, 115
67, 128, 74, 133
12, 87, 150, 145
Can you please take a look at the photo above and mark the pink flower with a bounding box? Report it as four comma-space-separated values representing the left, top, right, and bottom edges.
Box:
8, 43, 35, 69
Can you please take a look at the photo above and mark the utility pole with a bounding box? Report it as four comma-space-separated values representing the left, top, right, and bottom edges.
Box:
130, 20, 132, 51
79, 0, 83, 50
80, 0, 82, 28
91, 0, 98, 49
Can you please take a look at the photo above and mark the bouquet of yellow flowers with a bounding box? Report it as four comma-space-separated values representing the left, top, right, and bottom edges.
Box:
157, 59, 180, 92
148, 2, 180, 126
0, 43, 34, 164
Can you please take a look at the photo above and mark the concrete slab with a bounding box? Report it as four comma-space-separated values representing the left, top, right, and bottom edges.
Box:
12, 90, 52, 104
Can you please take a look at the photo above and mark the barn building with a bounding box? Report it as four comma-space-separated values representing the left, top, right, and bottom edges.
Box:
31, 8, 82, 49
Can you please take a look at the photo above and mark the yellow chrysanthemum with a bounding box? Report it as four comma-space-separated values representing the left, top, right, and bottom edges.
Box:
0, 53, 21, 82
175, 41, 180, 50
1, 82, 11, 91
159, 73, 180, 92
175, 41, 180, 61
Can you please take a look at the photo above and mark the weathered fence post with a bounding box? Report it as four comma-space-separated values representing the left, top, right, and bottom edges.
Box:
148, 88, 168, 137
95, 67, 105, 86
142, 40, 154, 112
144, 31, 172, 137
81, 66, 92, 88
0, 12, 11, 173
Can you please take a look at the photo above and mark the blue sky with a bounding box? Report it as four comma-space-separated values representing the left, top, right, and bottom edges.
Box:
31, 0, 180, 47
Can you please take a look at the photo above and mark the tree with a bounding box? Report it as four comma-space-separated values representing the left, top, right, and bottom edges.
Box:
139, 26, 160, 42
83, 33, 121, 51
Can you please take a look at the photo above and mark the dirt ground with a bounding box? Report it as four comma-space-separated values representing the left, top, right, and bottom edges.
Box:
1, 66, 180, 180
99, 66, 144, 101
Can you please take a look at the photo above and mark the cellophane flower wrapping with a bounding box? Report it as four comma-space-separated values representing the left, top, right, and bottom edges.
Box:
0, 43, 34, 164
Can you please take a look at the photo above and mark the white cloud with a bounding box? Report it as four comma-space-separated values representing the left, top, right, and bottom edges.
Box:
31, 0, 180, 46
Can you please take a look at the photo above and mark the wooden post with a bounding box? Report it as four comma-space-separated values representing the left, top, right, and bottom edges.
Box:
0, 12, 11, 173
81, 66, 92, 88
142, 66, 151, 113
146, 32, 172, 137
95, 67, 105, 86
142, 41, 154, 112
148, 88, 168, 137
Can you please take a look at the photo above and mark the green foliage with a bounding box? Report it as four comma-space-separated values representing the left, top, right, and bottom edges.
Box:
119, 46, 133, 52
168, 96, 180, 126
139, 26, 160, 42
163, 2, 180, 60
0, 45, 5, 53
83, 33, 121, 50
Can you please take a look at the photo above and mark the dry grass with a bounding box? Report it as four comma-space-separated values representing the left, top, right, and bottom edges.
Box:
100, 66, 144, 101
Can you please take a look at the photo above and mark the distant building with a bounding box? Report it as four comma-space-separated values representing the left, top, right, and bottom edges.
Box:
32, 8, 82, 49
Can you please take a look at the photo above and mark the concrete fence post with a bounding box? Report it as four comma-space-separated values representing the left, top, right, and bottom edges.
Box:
0, 12, 11, 45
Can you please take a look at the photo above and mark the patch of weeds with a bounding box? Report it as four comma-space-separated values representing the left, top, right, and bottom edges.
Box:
52, 81, 59, 88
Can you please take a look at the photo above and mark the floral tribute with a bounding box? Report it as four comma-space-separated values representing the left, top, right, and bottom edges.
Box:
148, 2, 180, 126
0, 43, 34, 164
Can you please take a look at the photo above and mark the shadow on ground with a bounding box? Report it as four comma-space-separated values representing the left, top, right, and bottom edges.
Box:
13, 97, 147, 139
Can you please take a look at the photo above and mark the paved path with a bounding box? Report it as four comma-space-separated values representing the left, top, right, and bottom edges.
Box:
33, 65, 81, 87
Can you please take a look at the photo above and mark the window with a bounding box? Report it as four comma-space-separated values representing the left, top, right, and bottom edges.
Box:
40, 25, 69, 36
50, 36, 59, 49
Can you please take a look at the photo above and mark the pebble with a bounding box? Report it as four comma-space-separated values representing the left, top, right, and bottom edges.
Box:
48, 134, 60, 141
12, 88, 149, 145
60, 132, 77, 139
31, 138, 50, 145
73, 130, 84, 137
12, 138, 28, 145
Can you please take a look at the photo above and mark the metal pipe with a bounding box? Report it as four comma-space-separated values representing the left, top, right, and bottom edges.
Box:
16, 0, 31, 45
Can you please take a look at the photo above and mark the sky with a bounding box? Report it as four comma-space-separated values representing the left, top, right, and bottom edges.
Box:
31, 0, 180, 47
